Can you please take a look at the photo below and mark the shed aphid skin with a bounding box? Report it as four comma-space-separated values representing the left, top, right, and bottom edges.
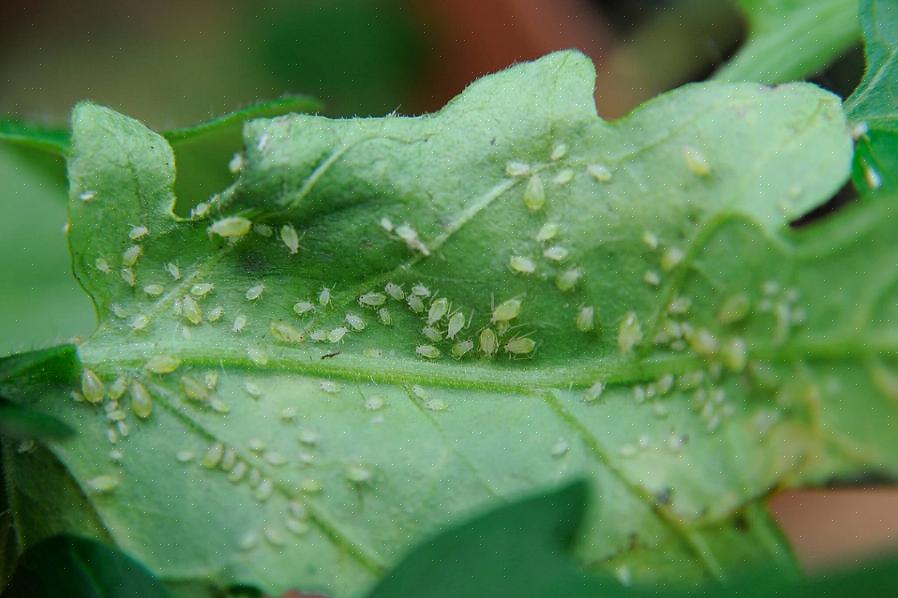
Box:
717, 293, 750, 325
182, 295, 203, 325
310, 329, 327, 342
682, 145, 711, 177
451, 339, 474, 358
327, 326, 349, 344
510, 255, 536, 274
492, 298, 522, 323
365, 395, 385, 411
447, 311, 466, 339
523, 174, 545, 211
618, 312, 643, 354
416, 344, 441, 359
345, 313, 366, 331
143, 283, 164, 296
582, 380, 605, 403
190, 282, 214, 297
293, 301, 315, 316
379, 216, 394, 233
271, 321, 306, 343
121, 268, 136, 287
130, 380, 153, 419
129, 314, 150, 331
80, 190, 97, 202
552, 169, 574, 185
411, 283, 431, 297
643, 271, 661, 287
576, 306, 595, 332
555, 267, 582, 292
422, 326, 443, 342
252, 223, 273, 238
95, 257, 112, 274
385, 282, 405, 300
407, 295, 425, 314
587, 163, 612, 182
81, 368, 105, 404
395, 223, 430, 255
359, 292, 386, 307
246, 282, 265, 301
247, 347, 269, 366
129, 225, 149, 241
479, 328, 498, 357
428, 297, 449, 324
660, 247, 684, 272
378, 308, 392, 326
232, 314, 247, 333
87, 475, 119, 493
543, 245, 569, 262
642, 231, 659, 250
208, 216, 252, 239
505, 161, 531, 177
319, 286, 332, 307
280, 223, 300, 255
165, 262, 181, 280
504, 336, 536, 355
145, 354, 181, 374
550, 142, 568, 161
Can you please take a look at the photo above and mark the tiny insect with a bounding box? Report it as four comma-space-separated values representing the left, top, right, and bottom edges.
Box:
584, 380, 605, 402
427, 297, 449, 325
181, 375, 209, 402
208, 306, 225, 322
505, 161, 530, 177
642, 231, 659, 250
536, 222, 559, 243
123, 245, 143, 268
378, 308, 392, 326
81, 368, 105, 404
509, 255, 536, 274
190, 201, 210, 219
271, 321, 306, 343
587, 163, 612, 182
660, 247, 684, 272
446, 312, 466, 339
245, 282, 264, 301
643, 271, 661, 287
321, 351, 342, 360
682, 145, 711, 177
143, 283, 164, 296
165, 262, 181, 280
422, 326, 443, 342
416, 344, 441, 359
247, 347, 269, 366
576, 306, 595, 332
95, 257, 112, 274
79, 190, 97, 202
407, 295, 425, 313
145, 355, 181, 374
492, 298, 522, 323
182, 295, 203, 325
228, 153, 245, 174
328, 326, 348, 343
345, 313, 366, 331
550, 142, 568, 161
319, 286, 332, 306
451, 339, 474, 358
553, 169, 574, 185
129, 314, 150, 331
385, 282, 405, 300
191, 282, 214, 297
617, 312, 643, 354
380, 217, 394, 232
479, 328, 498, 357
294, 301, 315, 315
359, 292, 386, 307
208, 216, 252, 239
504, 336, 536, 355
120, 268, 136, 287
543, 245, 569, 261
130, 380, 153, 419
129, 225, 149, 241
232, 314, 247, 333
523, 174, 545, 211
280, 223, 300, 255
555, 267, 582, 292
411, 283, 431, 297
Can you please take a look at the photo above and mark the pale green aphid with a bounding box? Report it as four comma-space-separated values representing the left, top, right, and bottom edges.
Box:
661, 247, 684, 271
378, 308, 392, 326
365, 395, 385, 410
87, 475, 120, 493
536, 222, 559, 243
280, 223, 300, 255
682, 144, 711, 177
191, 282, 214, 297
130, 380, 153, 419
319, 286, 332, 306
120, 268, 136, 287
165, 262, 181, 280
345, 313, 366, 331
642, 230, 659, 250
722, 337, 748, 372
385, 282, 405, 300
328, 327, 349, 343
182, 295, 202, 325
504, 336, 536, 355
81, 368, 105, 404
411, 283, 431, 297
586, 163, 612, 182
451, 339, 474, 358
505, 160, 530, 177
208, 216, 252, 239
447, 311, 466, 339
550, 142, 567, 161
143, 283, 164, 296
181, 375, 209, 402
543, 245, 569, 262
686, 327, 719, 356
205, 372, 219, 390
416, 344, 441, 359
144, 354, 181, 374
428, 297, 449, 324
95, 257, 111, 274
509, 255, 536, 274
122, 244, 142, 267
422, 326, 443, 342
584, 380, 605, 402
109, 376, 128, 401
576, 306, 595, 332
270, 321, 306, 343
643, 271, 661, 287
201, 443, 225, 469
555, 267, 582, 291
479, 328, 498, 357
208, 306, 225, 322
129, 314, 150, 331
553, 169, 574, 185
232, 314, 247, 333
247, 347, 269, 365
255, 224, 274, 238
294, 301, 315, 315
523, 174, 545, 211
129, 225, 149, 240
407, 295, 425, 314
245, 282, 265, 301
617, 311, 643, 354
491, 298, 521, 323
717, 293, 751, 325
359, 292, 386, 307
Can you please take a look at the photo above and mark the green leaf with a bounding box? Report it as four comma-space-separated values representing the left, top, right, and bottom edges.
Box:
4, 535, 171, 598
0, 119, 69, 155
0, 403, 73, 441
845, 0, 898, 194
716, 0, 860, 84
373, 480, 898, 598
9, 50, 893, 597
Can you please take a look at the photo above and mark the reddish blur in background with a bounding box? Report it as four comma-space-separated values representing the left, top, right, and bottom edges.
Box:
0, 0, 894, 573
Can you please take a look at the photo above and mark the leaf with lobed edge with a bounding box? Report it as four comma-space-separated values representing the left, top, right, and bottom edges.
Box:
8, 49, 898, 597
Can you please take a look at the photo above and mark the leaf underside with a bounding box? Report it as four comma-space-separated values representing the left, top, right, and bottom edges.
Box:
5, 50, 898, 597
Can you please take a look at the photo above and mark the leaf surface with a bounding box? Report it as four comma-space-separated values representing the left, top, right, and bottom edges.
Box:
10, 51, 898, 597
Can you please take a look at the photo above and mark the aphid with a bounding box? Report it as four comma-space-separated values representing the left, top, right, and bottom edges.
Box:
271, 321, 306, 343
428, 297, 449, 324
422, 326, 443, 342
363, 348, 384, 358
505, 161, 530, 177
385, 282, 405, 300
451, 339, 474, 358
190, 201, 210, 220
504, 336, 536, 355
682, 145, 711, 177
285, 518, 310, 536
346, 464, 373, 484
380, 217, 394, 232
201, 443, 225, 469
446, 312, 466, 339
345, 313, 366, 331
108, 376, 128, 401
255, 479, 274, 502
247, 347, 269, 366
425, 398, 447, 412
280, 407, 297, 421
81, 368, 105, 404
617, 312, 643, 354
228, 153, 244, 174
642, 231, 659, 250
191, 283, 214, 297
232, 314, 247, 333
584, 380, 605, 402
864, 162, 882, 189
80, 190, 97, 202
319, 286, 332, 306
129, 225, 149, 241
359, 292, 386, 307
238, 531, 258, 551
228, 461, 248, 483
280, 223, 300, 255
143, 283, 164, 296
618, 444, 638, 457
686, 327, 719, 356
122, 245, 142, 267
129, 314, 149, 331
378, 308, 392, 326
552, 169, 574, 185
309, 329, 327, 342
120, 268, 136, 287
721, 337, 748, 372
208, 216, 252, 239
176, 450, 194, 463
165, 262, 181, 280
299, 429, 320, 445
293, 301, 315, 316
510, 255, 536, 274
265, 451, 288, 466
244, 382, 263, 398
660, 247, 684, 272
555, 267, 582, 292
395, 224, 430, 255
479, 328, 498, 357
327, 327, 348, 343
407, 295, 425, 313
576, 306, 595, 332
543, 245, 569, 262
254, 223, 273, 237
667, 296, 692, 315
416, 344, 441, 359
208, 306, 224, 322
365, 395, 385, 410
125, 380, 152, 419
182, 295, 203, 325
657, 373, 675, 395
587, 163, 612, 182
181, 375, 209, 402
111, 304, 128, 319
87, 475, 119, 493
717, 293, 750, 325
643, 271, 661, 287
492, 298, 522, 323
550, 142, 568, 161
204, 372, 219, 390
245, 282, 264, 301
551, 438, 570, 457
523, 174, 545, 211
411, 283, 431, 297
95, 257, 112, 273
